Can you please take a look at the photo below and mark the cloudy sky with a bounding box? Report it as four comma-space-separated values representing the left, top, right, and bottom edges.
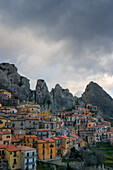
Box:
0, 0, 113, 97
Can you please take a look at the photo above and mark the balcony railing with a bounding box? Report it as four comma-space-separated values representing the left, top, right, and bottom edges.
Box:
25, 154, 37, 158
26, 162, 35, 165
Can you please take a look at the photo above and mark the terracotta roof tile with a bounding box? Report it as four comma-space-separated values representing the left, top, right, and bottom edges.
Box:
60, 136, 69, 139
2, 131, 11, 134
36, 129, 50, 132
5, 145, 20, 152
0, 144, 7, 149
25, 135, 37, 138
17, 145, 35, 151
43, 138, 55, 143
37, 140, 47, 143
52, 137, 60, 140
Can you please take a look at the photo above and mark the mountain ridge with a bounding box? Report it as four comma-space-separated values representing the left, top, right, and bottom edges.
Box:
0, 62, 113, 117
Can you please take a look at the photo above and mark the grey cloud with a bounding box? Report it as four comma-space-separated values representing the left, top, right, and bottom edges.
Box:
0, 0, 113, 94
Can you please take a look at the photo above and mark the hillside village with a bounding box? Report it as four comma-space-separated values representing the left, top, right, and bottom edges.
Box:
0, 89, 113, 170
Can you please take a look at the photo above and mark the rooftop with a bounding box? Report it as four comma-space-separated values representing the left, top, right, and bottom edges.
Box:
6, 145, 20, 152
17, 145, 36, 151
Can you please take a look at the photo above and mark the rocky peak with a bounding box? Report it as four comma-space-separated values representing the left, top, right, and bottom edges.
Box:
55, 84, 62, 90
0, 63, 30, 101
36, 79, 51, 108
50, 84, 75, 111
82, 81, 113, 117
0, 63, 17, 74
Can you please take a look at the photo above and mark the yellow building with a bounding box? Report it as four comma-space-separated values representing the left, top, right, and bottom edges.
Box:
17, 107, 29, 113
87, 122, 96, 128
82, 108, 89, 114
0, 117, 11, 129
26, 104, 40, 113
37, 111, 53, 119
37, 138, 56, 160
0, 144, 6, 162
5, 145, 21, 170
19, 135, 37, 148
60, 136, 71, 156
79, 138, 87, 148
0, 131, 11, 145
0, 89, 11, 99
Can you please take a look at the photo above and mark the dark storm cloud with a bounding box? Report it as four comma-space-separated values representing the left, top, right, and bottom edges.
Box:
0, 0, 113, 94
1, 0, 113, 40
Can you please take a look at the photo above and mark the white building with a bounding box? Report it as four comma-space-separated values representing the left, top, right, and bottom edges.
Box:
17, 145, 37, 170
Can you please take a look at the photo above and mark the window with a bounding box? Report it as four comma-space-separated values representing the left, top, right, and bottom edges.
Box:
14, 151, 16, 157
32, 152, 34, 156
50, 142, 54, 147
14, 159, 16, 164
27, 153, 29, 157
43, 149, 45, 155
0, 120, 3, 124
7, 136, 10, 138
50, 149, 52, 154
43, 144, 45, 148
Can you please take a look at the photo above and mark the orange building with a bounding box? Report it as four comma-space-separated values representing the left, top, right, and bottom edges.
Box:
0, 89, 11, 99
59, 136, 71, 156
37, 138, 56, 160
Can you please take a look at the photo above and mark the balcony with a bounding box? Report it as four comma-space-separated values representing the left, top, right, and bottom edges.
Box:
25, 154, 37, 158
67, 145, 71, 149
26, 162, 35, 165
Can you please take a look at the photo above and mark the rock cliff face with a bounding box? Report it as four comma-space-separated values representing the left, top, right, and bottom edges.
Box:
50, 84, 76, 111
0, 63, 77, 110
36, 79, 51, 109
2, 63, 113, 116
0, 63, 30, 101
82, 81, 113, 117
35, 80, 78, 111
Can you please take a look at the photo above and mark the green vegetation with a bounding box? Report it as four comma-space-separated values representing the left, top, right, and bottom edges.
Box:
103, 116, 113, 126
37, 162, 53, 170
89, 142, 113, 166
37, 161, 67, 170
64, 105, 75, 111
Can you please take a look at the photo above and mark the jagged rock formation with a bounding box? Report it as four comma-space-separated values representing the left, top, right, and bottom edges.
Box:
36, 79, 51, 109
35, 81, 78, 111
82, 81, 113, 117
0, 63, 78, 110
50, 84, 77, 111
0, 63, 30, 101
2, 63, 113, 116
